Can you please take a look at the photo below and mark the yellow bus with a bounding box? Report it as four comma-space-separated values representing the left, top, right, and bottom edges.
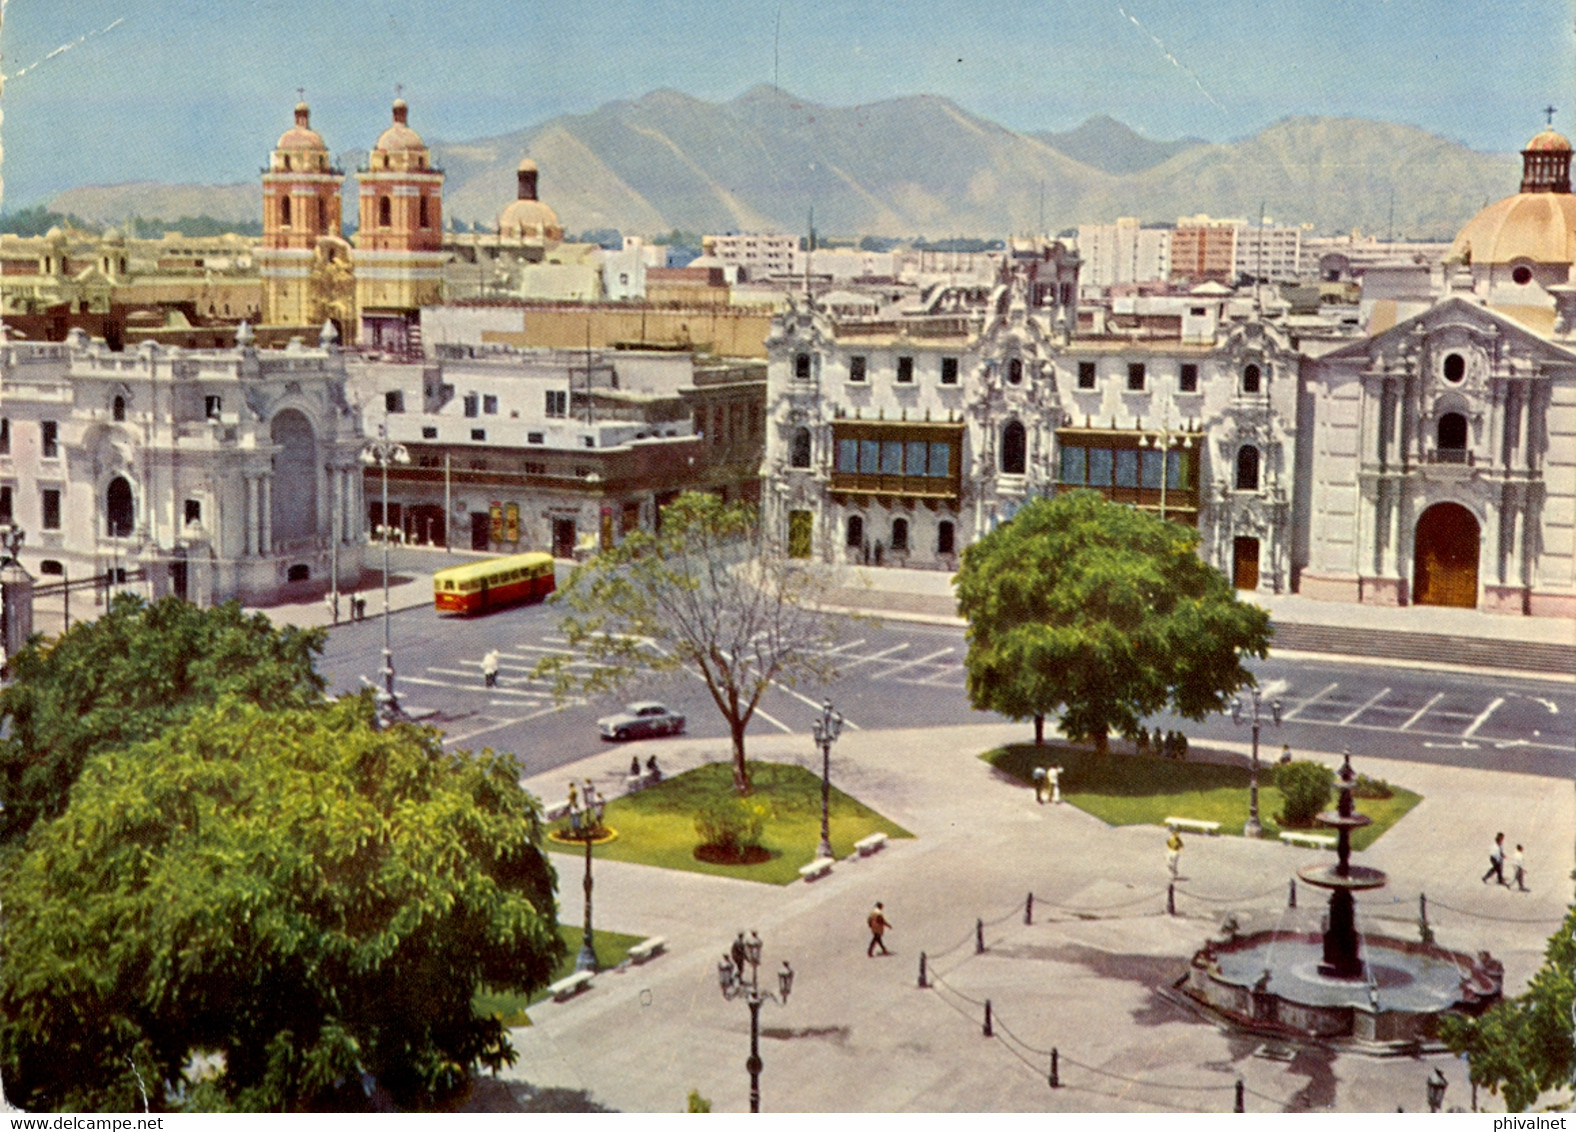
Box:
433, 552, 556, 615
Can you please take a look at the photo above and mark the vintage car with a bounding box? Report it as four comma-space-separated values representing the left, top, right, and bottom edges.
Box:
597, 701, 686, 741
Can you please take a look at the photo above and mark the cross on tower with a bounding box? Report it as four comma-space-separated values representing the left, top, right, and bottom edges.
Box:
395, 83, 404, 99
1545, 104, 1558, 126
297, 87, 305, 103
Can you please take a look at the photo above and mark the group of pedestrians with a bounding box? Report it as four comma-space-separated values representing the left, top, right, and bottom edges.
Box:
1482, 831, 1529, 892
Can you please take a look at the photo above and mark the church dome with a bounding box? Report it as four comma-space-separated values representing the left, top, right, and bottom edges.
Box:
375, 97, 425, 153
497, 198, 563, 240
1449, 192, 1576, 265
1525, 128, 1571, 152
277, 102, 327, 152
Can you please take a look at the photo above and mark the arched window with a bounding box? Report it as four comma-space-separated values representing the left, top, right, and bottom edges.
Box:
846, 515, 864, 548
318, 197, 329, 232
790, 427, 812, 468
112, 395, 126, 422
1001, 420, 1027, 475
418, 195, 430, 229
891, 517, 909, 553
1235, 446, 1260, 491
794, 353, 811, 380
1437, 412, 1468, 451
1442, 353, 1466, 384
937, 520, 955, 556
106, 476, 134, 537
1008, 358, 1023, 385
280, 195, 292, 228
1242, 364, 1261, 394
379, 196, 392, 228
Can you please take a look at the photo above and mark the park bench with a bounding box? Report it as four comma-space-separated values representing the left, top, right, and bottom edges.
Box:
543, 801, 571, 822
799, 857, 834, 882
854, 832, 888, 857
1279, 830, 1336, 850
1166, 817, 1222, 836
627, 936, 668, 964
625, 774, 644, 795
547, 970, 594, 1002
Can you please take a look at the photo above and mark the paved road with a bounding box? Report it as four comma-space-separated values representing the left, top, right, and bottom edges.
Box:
317, 603, 1575, 780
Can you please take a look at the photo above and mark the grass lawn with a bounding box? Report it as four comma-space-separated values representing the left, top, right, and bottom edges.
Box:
982, 742, 1421, 850
542, 760, 912, 886
475, 925, 646, 1025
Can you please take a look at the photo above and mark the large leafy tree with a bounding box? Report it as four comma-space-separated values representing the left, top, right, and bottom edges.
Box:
0, 696, 563, 1112
1441, 906, 1575, 1112
538, 492, 845, 794
954, 491, 1272, 753
0, 594, 326, 841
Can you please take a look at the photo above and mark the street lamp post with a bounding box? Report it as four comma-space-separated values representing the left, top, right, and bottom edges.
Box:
1426, 1067, 1448, 1113
577, 828, 597, 973
361, 427, 410, 725
717, 931, 794, 1113
1231, 687, 1282, 838
1143, 412, 1193, 523
812, 699, 844, 860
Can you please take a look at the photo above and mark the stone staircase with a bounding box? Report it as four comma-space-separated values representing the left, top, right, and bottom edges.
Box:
1270, 621, 1575, 676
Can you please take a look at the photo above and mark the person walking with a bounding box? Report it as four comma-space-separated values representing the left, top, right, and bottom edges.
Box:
1032, 766, 1047, 804
1482, 832, 1508, 885
730, 931, 747, 978
1166, 829, 1184, 878
1512, 844, 1528, 892
866, 902, 892, 957
482, 649, 500, 688
325, 591, 339, 625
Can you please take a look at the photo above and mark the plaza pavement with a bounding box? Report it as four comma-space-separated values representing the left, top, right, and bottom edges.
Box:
503, 723, 1572, 1113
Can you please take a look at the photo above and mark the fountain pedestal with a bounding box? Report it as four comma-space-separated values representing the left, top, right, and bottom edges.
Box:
1298, 752, 1384, 979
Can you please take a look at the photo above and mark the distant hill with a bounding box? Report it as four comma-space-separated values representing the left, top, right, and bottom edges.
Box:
1032, 115, 1207, 176
48, 90, 1519, 242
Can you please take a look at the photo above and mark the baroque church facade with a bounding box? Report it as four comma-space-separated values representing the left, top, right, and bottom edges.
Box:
763, 126, 1576, 619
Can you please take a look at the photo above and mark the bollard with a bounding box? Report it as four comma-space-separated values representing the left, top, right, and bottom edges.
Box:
1049, 1048, 1060, 1088
976, 918, 985, 954
918, 951, 929, 989
1167, 883, 1176, 916
1288, 878, 1297, 908
983, 998, 993, 1038
1025, 892, 1034, 925
1234, 1080, 1245, 1112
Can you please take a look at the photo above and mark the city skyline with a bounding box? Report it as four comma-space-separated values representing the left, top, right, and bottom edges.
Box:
1, 0, 1573, 212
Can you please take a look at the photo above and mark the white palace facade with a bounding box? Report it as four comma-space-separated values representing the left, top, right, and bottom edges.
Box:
763, 129, 1576, 620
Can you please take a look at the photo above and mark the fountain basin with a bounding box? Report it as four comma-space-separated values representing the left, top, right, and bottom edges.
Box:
1180, 929, 1502, 1049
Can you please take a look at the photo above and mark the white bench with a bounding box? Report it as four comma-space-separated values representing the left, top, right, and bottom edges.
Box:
625, 774, 644, 795
627, 936, 667, 964
547, 970, 594, 1001
543, 801, 571, 822
799, 857, 834, 882
854, 832, 888, 857
1166, 817, 1222, 836
1280, 830, 1336, 850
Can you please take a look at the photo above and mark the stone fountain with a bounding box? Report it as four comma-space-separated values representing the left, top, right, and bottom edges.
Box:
1176, 753, 1502, 1050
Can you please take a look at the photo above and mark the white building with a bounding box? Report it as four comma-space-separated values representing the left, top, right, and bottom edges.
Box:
1076, 218, 1171, 290
702, 233, 800, 282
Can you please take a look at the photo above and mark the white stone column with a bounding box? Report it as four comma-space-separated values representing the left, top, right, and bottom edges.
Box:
260, 477, 272, 556
1516, 382, 1532, 473
246, 476, 259, 557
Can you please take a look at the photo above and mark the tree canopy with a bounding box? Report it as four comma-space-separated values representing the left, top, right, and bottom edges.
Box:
953, 491, 1272, 753
0, 696, 563, 1112
537, 492, 845, 793
0, 594, 326, 841
1441, 905, 1575, 1112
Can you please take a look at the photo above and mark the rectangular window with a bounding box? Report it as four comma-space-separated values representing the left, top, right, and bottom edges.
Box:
41, 488, 60, 530
527, 431, 544, 445
928, 442, 951, 477
1140, 448, 1163, 489
1087, 448, 1113, 487
1167, 449, 1186, 489
463, 394, 479, 418
545, 390, 567, 417
837, 438, 858, 471
421, 426, 438, 439
896, 356, 914, 384
471, 429, 486, 441
0, 486, 11, 524
184, 499, 201, 525
940, 357, 959, 385
1115, 449, 1139, 487
582, 436, 596, 449
483, 395, 498, 415
795, 353, 811, 380
1059, 446, 1086, 484
849, 356, 867, 383
0, 419, 8, 455
1127, 363, 1146, 391
1179, 363, 1199, 393
880, 441, 903, 475
905, 441, 929, 475
205, 396, 224, 419
858, 440, 879, 474
384, 391, 404, 414
1077, 362, 1096, 390
41, 421, 58, 458
524, 461, 546, 474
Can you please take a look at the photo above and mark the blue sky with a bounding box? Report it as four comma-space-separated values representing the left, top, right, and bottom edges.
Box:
2, 0, 1572, 209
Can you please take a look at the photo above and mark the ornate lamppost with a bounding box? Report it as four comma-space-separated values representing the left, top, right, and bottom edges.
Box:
1426, 1067, 1448, 1113
812, 699, 843, 860
1232, 686, 1282, 838
717, 931, 794, 1113
1142, 413, 1193, 523
361, 426, 410, 725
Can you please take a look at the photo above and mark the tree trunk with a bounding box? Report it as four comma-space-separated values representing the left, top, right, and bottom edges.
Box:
1093, 728, 1109, 757
1034, 714, 1044, 744
730, 716, 753, 795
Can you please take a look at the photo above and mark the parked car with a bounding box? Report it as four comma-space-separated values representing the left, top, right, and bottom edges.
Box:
598, 701, 686, 741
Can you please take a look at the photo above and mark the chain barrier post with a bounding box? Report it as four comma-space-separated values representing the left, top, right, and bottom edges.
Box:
1167, 883, 1176, 916
976, 918, 985, 954
1025, 892, 1034, 925
1234, 1080, 1245, 1112
1049, 1048, 1060, 1088
918, 951, 928, 989
983, 999, 993, 1038
1288, 878, 1297, 908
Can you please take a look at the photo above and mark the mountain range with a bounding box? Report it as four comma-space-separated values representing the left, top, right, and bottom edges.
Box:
47, 86, 1518, 241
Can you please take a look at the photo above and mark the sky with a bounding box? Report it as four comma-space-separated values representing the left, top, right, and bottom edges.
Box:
1, 0, 1573, 210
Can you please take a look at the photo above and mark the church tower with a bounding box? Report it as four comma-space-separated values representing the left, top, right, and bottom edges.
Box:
259, 100, 347, 327
353, 96, 446, 354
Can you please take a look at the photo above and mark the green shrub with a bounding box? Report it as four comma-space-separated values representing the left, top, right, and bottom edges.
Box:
1276, 760, 1335, 827
694, 797, 767, 853
1352, 773, 1393, 799
686, 1089, 712, 1112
